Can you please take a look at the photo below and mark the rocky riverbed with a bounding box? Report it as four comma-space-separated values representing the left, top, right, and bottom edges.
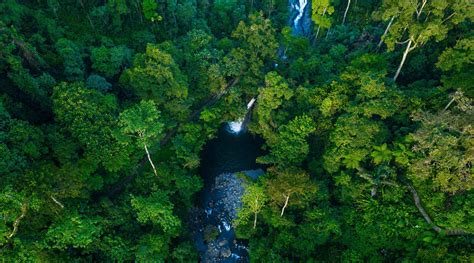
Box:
193, 169, 264, 262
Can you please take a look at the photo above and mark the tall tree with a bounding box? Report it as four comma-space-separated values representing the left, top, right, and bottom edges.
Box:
378, 0, 472, 81
265, 167, 317, 216
116, 100, 164, 177
235, 182, 268, 229
311, 0, 334, 39
121, 44, 189, 120
52, 82, 130, 172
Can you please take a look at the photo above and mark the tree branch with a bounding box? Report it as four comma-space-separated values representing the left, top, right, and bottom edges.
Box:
7, 203, 28, 239
50, 195, 64, 209
406, 183, 470, 236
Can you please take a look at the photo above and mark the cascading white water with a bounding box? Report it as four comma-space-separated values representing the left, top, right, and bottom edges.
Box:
293, 0, 308, 29
227, 97, 257, 134
227, 121, 244, 133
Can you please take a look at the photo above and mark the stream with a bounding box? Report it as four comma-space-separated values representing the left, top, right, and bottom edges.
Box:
193, 124, 264, 262
192, 1, 312, 262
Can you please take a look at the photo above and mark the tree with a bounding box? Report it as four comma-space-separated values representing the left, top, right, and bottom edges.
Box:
52, 82, 130, 172
86, 74, 112, 92
409, 92, 473, 194
235, 183, 268, 229
55, 38, 85, 81
44, 213, 103, 250
91, 45, 132, 78
311, 0, 335, 39
436, 37, 474, 96
121, 44, 189, 119
131, 191, 181, 234
259, 115, 316, 166
265, 167, 318, 216
377, 0, 472, 81
142, 0, 162, 22
324, 114, 388, 173
253, 72, 293, 141
107, 0, 129, 29
0, 187, 40, 245
135, 234, 170, 262
116, 100, 164, 177
229, 11, 278, 88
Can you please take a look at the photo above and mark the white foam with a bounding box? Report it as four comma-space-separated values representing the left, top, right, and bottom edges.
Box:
222, 221, 231, 231
227, 121, 243, 134
247, 97, 256, 109
294, 0, 308, 28
227, 98, 258, 134
205, 208, 212, 217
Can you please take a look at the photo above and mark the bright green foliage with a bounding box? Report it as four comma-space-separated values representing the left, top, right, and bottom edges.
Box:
377, 0, 473, 80
122, 44, 189, 118
371, 143, 392, 164
91, 45, 132, 78
131, 191, 181, 234
436, 37, 474, 96
116, 100, 164, 148
378, 0, 472, 51
142, 0, 162, 22
260, 115, 316, 166
52, 82, 130, 171
253, 72, 293, 141
312, 0, 335, 34
264, 167, 318, 214
409, 94, 473, 194
235, 182, 268, 230
44, 214, 103, 249
324, 114, 388, 173
230, 12, 278, 87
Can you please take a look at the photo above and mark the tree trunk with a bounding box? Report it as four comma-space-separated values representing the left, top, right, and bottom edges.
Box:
393, 39, 413, 82
253, 196, 259, 228
280, 194, 290, 217
7, 203, 28, 239
416, 0, 427, 20
267, 0, 274, 18
144, 143, 158, 177
378, 16, 395, 48
443, 97, 456, 111
50, 195, 64, 208
342, 0, 351, 25
325, 27, 331, 40
406, 184, 469, 236
315, 7, 327, 40
253, 212, 257, 229
315, 26, 321, 40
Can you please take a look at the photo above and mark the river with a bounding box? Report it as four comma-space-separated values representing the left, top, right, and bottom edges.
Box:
193, 1, 311, 262
193, 125, 265, 262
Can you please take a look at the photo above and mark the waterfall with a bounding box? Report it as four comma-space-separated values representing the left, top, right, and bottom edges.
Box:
289, 0, 312, 36
293, 0, 308, 29
227, 0, 311, 134
227, 97, 257, 134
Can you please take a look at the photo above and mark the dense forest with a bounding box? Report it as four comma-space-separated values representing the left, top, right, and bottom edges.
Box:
0, 0, 473, 261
